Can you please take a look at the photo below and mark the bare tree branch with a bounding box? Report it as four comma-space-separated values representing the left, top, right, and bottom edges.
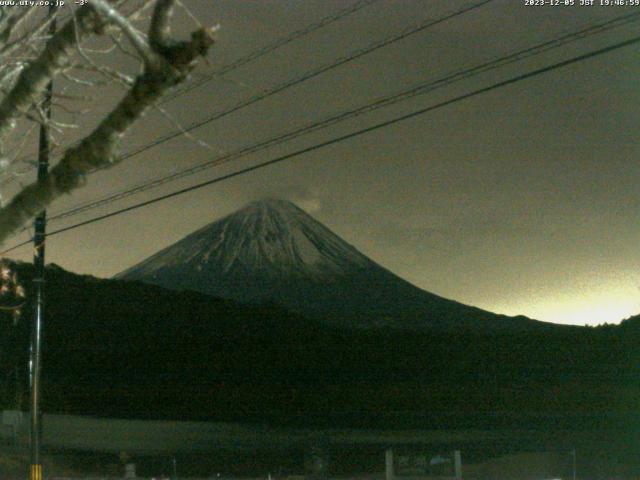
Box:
0, 1, 216, 244
89, 0, 157, 67
149, 0, 175, 50
0, 7, 37, 46
0, 7, 102, 154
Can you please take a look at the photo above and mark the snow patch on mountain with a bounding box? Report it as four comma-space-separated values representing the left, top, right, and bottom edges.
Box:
117, 198, 544, 331
117, 198, 372, 282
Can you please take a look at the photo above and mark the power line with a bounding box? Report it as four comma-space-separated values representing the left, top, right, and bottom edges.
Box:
64, 0, 491, 186
162, 0, 383, 102
8, 0, 496, 219
44, 0, 497, 219
0, 0, 380, 188
114, 0, 494, 159
2, 32, 637, 255
47, 10, 640, 223
159, 0, 491, 102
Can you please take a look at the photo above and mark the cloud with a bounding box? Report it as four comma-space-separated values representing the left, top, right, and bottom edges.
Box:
248, 184, 323, 213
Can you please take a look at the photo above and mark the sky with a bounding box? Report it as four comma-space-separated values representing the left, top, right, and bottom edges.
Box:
1, 0, 639, 326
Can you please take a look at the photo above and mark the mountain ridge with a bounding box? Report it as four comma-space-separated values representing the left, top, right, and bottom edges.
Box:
118, 199, 373, 279
0, 259, 634, 432
117, 199, 548, 332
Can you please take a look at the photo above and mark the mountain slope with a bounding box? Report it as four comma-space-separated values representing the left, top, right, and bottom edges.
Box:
0, 262, 632, 431
117, 199, 545, 331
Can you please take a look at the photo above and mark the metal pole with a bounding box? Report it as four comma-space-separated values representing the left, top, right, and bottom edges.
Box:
385, 448, 394, 480
453, 450, 462, 479
30, 6, 56, 480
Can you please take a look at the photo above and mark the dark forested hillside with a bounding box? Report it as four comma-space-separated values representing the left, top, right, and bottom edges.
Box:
0, 262, 638, 433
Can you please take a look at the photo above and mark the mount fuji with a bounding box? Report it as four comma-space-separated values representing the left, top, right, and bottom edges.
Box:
117, 199, 545, 331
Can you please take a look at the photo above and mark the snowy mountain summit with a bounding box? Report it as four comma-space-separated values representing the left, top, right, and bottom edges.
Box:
119, 199, 371, 279
196, 198, 372, 276
117, 199, 544, 331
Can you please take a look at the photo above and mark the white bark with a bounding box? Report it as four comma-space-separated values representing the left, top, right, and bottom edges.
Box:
0, 7, 101, 150
0, 1, 216, 244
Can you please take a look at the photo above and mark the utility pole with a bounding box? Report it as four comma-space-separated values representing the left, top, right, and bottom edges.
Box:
30, 5, 56, 480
